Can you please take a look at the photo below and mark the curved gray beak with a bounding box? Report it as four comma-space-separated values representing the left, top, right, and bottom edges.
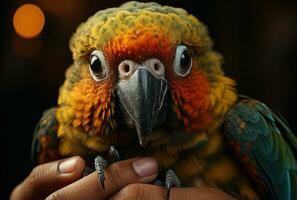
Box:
116, 67, 169, 146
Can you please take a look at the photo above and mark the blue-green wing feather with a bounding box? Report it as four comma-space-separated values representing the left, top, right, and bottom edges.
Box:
224, 97, 297, 200
31, 107, 61, 165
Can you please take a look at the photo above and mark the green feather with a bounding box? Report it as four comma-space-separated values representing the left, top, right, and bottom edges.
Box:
31, 107, 59, 164
225, 96, 297, 200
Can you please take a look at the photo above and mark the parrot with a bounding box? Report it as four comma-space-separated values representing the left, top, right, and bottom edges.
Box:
31, 1, 297, 199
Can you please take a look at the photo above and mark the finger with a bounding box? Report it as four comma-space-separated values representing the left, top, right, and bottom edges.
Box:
46, 157, 158, 200
110, 184, 236, 200
10, 156, 85, 200
110, 184, 165, 200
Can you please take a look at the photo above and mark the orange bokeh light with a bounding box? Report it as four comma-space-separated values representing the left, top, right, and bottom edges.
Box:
13, 4, 45, 39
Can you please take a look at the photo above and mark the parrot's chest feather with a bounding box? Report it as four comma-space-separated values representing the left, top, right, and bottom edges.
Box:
59, 124, 229, 178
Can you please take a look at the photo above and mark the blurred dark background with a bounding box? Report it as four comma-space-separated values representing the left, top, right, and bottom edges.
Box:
1, 0, 296, 198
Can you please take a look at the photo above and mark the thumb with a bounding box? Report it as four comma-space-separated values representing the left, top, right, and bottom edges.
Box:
10, 156, 85, 200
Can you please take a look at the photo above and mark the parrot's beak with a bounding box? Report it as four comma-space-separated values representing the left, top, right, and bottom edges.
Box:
116, 67, 169, 146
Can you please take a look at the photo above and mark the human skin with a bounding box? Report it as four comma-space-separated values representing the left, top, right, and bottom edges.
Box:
10, 156, 235, 200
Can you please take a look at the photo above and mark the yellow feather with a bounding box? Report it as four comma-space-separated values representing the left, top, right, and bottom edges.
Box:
238, 180, 261, 200
72, 118, 81, 128
200, 131, 223, 157
150, 151, 178, 169
175, 156, 206, 180
202, 156, 237, 183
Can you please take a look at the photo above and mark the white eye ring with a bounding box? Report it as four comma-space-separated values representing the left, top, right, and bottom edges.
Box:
173, 45, 192, 77
89, 50, 108, 81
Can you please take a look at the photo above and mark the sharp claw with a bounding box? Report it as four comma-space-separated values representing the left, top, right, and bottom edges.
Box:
94, 156, 108, 190
99, 174, 105, 190
165, 169, 181, 199
114, 149, 120, 160
166, 181, 172, 199
94, 147, 120, 190
109, 146, 120, 161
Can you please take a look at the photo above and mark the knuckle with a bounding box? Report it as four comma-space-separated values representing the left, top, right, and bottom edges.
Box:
25, 163, 56, 192
108, 162, 126, 189
120, 184, 143, 200
26, 166, 45, 190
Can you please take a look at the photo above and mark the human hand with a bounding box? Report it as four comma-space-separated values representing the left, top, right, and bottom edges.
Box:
10, 156, 158, 200
10, 156, 235, 200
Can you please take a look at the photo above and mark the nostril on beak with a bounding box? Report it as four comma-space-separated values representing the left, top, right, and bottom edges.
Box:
145, 58, 165, 78
154, 63, 160, 71
123, 64, 130, 73
119, 63, 131, 74
118, 60, 137, 79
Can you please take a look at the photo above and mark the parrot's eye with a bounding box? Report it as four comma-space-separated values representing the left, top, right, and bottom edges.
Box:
89, 50, 108, 81
90, 56, 102, 73
173, 45, 192, 77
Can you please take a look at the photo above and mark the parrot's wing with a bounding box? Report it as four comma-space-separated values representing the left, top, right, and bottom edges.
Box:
224, 96, 297, 200
31, 107, 61, 165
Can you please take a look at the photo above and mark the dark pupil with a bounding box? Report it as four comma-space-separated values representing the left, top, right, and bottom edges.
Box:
180, 51, 191, 69
90, 56, 102, 74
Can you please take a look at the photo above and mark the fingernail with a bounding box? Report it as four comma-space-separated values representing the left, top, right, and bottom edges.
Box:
132, 157, 158, 177
58, 157, 78, 173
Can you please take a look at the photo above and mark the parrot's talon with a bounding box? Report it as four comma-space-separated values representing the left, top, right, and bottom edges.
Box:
94, 156, 108, 190
166, 181, 172, 199
100, 173, 106, 190
94, 146, 120, 190
108, 145, 120, 162
165, 169, 181, 199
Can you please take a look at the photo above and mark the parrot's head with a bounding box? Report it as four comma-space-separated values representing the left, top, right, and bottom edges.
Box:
57, 1, 237, 147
